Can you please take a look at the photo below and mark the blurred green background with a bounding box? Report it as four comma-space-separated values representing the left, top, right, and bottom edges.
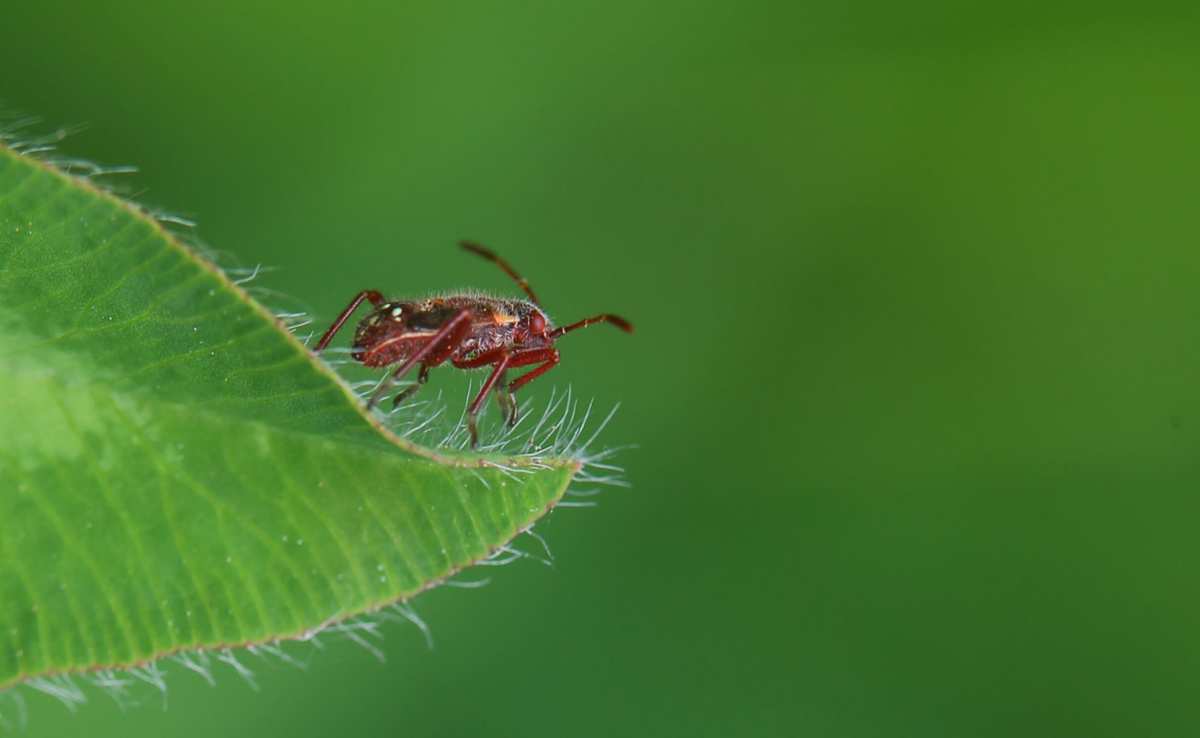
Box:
3, 1, 1200, 735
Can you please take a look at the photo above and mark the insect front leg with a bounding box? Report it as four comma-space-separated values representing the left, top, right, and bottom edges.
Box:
506, 347, 560, 392
466, 353, 512, 448
486, 348, 558, 434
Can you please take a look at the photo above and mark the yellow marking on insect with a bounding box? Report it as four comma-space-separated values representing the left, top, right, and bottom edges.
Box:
492, 310, 518, 325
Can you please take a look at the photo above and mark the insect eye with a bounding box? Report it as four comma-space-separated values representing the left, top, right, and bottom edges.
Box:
530, 312, 546, 335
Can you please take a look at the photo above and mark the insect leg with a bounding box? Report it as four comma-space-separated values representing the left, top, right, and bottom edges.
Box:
466, 353, 512, 447
366, 308, 472, 409
494, 371, 519, 427
451, 347, 508, 369
314, 290, 384, 352
506, 348, 560, 393
451, 349, 519, 425
391, 364, 431, 408
494, 348, 558, 426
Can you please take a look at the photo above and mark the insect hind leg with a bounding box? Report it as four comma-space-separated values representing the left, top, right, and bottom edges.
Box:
494, 371, 519, 427
314, 290, 383, 353
391, 364, 431, 408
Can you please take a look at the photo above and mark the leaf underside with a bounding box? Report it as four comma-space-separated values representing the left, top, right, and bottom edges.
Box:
0, 145, 577, 690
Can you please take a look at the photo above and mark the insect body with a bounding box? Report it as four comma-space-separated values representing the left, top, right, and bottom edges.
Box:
314, 242, 633, 447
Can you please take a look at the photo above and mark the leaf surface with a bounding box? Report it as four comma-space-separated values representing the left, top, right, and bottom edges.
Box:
0, 146, 576, 689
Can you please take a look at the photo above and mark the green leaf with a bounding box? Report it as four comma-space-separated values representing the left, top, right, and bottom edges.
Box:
0, 144, 578, 690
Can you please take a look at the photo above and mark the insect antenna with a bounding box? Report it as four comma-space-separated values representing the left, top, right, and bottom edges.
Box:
549, 313, 633, 338
459, 241, 541, 305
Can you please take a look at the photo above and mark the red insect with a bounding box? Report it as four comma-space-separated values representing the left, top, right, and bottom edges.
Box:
313, 241, 634, 447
